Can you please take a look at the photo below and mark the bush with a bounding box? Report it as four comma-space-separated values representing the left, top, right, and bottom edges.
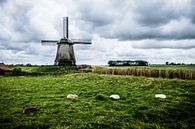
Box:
12, 68, 23, 76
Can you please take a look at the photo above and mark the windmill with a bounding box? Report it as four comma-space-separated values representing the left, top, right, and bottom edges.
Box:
41, 17, 92, 66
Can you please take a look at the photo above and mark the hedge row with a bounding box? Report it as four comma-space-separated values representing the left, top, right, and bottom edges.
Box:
11, 68, 79, 76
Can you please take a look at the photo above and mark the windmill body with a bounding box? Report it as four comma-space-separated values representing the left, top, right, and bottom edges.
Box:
41, 17, 91, 66
54, 39, 75, 66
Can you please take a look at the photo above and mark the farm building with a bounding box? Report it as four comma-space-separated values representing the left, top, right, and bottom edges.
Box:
0, 63, 12, 75
108, 60, 148, 66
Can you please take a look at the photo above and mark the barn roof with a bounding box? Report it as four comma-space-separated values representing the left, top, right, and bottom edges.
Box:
0, 63, 12, 71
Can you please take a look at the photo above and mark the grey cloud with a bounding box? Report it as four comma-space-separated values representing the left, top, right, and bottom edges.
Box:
76, 0, 132, 32
1, 0, 195, 64
107, 19, 195, 41
131, 40, 195, 49
135, 1, 176, 26
81, 15, 111, 28
75, 0, 195, 41
0, 41, 24, 51
117, 31, 195, 41
0, 0, 6, 4
0, 1, 44, 43
190, 0, 195, 23
134, 0, 195, 27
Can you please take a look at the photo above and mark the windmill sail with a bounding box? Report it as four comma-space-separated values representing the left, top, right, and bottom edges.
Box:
41, 40, 58, 42
63, 17, 68, 38
41, 40, 58, 46
71, 39, 91, 44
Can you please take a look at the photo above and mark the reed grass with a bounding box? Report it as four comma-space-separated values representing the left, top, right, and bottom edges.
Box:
92, 66, 195, 80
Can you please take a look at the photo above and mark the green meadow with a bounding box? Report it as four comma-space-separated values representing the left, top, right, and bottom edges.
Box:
0, 73, 195, 129
9, 66, 78, 73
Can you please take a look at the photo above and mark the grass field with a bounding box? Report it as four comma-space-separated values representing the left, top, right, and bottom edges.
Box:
0, 73, 195, 129
9, 66, 78, 73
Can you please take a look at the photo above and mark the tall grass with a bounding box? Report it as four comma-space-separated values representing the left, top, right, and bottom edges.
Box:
92, 66, 195, 80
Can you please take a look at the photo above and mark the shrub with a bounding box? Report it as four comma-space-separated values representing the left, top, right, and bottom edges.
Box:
12, 68, 23, 76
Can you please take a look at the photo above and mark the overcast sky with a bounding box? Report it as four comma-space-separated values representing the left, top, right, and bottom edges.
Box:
0, 0, 195, 65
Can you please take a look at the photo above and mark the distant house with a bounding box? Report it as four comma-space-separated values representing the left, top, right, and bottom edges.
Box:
0, 63, 12, 75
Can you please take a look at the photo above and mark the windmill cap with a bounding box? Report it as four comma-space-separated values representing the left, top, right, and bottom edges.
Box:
59, 38, 73, 44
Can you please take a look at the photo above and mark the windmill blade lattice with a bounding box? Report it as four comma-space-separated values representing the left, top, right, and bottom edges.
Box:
63, 17, 68, 38
41, 40, 58, 46
71, 39, 92, 44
